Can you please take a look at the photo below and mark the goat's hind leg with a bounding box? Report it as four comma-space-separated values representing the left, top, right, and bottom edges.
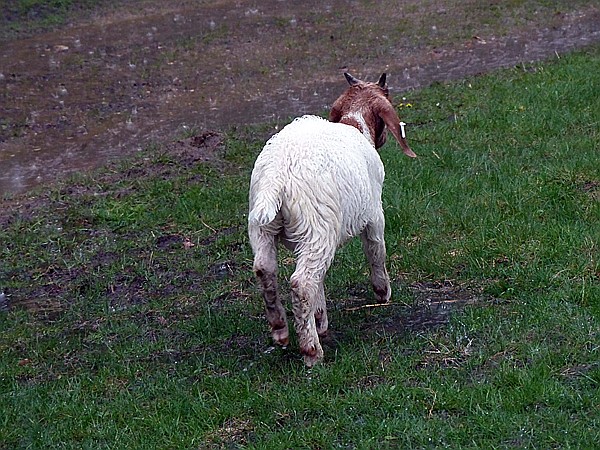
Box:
361, 216, 391, 302
290, 246, 336, 367
290, 271, 323, 367
314, 282, 328, 337
251, 229, 289, 346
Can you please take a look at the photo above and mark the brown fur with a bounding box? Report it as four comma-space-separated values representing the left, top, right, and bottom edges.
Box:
329, 73, 416, 157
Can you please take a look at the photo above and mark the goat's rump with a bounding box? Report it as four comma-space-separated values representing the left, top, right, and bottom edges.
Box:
248, 115, 384, 242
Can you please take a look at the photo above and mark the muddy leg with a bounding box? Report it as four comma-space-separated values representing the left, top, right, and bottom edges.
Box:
314, 282, 328, 337
361, 216, 391, 302
290, 272, 323, 367
251, 231, 288, 346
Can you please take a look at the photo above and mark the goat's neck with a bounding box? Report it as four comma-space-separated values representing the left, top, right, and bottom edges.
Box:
340, 111, 374, 147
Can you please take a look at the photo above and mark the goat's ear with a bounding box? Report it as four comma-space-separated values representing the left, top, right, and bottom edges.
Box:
329, 104, 342, 123
344, 72, 360, 86
378, 101, 417, 158
377, 73, 387, 88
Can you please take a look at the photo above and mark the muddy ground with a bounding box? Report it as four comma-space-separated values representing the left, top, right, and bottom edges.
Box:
1, 0, 600, 194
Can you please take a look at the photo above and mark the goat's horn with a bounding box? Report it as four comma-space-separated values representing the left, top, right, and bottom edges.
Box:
377, 73, 387, 88
344, 72, 360, 86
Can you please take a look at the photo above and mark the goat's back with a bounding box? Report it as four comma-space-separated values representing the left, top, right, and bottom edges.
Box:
249, 115, 385, 244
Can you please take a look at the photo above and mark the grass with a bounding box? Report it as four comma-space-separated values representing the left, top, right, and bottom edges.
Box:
1, 47, 599, 448
0, 0, 130, 37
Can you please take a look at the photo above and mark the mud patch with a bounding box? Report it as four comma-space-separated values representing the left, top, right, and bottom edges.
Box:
165, 131, 225, 167
208, 260, 237, 280
107, 275, 149, 310
155, 233, 183, 250
580, 180, 600, 201
189, 130, 223, 151
8, 292, 65, 321
355, 280, 488, 336
5, 262, 89, 320
1, 1, 599, 195
211, 288, 252, 310
198, 225, 239, 246
560, 363, 600, 382
219, 333, 259, 355
111, 130, 226, 183
205, 418, 255, 449
403, 280, 484, 331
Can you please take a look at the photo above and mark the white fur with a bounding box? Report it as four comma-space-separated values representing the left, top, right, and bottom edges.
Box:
249, 115, 383, 243
248, 114, 391, 367
341, 111, 373, 146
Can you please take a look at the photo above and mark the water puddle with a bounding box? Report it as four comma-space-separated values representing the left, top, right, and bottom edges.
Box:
1, 2, 599, 195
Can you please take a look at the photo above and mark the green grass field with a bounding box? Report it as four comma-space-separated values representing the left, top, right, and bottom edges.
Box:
1, 47, 599, 448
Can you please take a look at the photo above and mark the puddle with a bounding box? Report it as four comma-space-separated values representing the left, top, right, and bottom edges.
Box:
403, 280, 485, 332
345, 280, 489, 336
1, 2, 599, 195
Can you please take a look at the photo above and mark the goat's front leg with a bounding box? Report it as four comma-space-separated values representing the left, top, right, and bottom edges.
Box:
251, 230, 289, 346
290, 270, 324, 367
361, 215, 391, 302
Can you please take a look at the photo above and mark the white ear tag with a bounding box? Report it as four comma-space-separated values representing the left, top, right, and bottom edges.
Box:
399, 122, 406, 139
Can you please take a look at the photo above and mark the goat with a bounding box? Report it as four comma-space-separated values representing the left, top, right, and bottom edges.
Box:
248, 72, 416, 367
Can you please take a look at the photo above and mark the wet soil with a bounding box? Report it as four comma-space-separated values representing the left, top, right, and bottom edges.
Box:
1, 0, 599, 195
337, 279, 490, 333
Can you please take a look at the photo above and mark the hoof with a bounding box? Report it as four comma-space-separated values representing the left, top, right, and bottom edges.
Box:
301, 344, 324, 368
315, 315, 329, 337
374, 285, 391, 303
272, 326, 289, 346
303, 353, 323, 368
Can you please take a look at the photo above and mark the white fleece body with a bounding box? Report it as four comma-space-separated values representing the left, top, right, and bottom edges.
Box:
249, 115, 385, 252
249, 113, 392, 368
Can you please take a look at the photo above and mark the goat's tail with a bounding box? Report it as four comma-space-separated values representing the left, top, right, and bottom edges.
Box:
248, 181, 283, 227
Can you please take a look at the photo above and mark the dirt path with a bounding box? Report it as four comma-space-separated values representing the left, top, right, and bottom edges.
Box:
1, 0, 599, 195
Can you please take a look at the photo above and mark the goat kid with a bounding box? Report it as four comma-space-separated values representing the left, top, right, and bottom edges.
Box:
248, 73, 415, 367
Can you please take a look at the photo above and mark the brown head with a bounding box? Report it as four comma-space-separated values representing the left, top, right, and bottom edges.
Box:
329, 72, 416, 157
